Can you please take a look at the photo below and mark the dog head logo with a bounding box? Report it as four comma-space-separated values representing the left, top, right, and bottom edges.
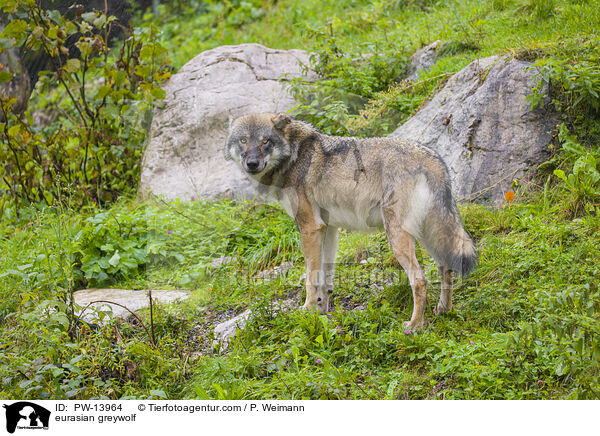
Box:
3, 402, 50, 433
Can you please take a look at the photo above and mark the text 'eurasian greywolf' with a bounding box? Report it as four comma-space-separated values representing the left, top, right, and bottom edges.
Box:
225, 113, 476, 329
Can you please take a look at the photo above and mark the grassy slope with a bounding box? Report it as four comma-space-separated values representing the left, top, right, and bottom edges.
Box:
157, 0, 599, 69
1, 0, 599, 400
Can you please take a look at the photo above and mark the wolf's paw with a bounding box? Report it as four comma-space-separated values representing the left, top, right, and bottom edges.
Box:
433, 302, 453, 316
301, 302, 329, 315
316, 295, 330, 314
403, 320, 424, 331
302, 294, 330, 314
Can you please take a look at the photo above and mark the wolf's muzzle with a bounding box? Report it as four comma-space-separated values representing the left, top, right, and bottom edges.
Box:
243, 158, 265, 174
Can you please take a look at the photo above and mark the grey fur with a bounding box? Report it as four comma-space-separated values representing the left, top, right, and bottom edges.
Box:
225, 113, 477, 329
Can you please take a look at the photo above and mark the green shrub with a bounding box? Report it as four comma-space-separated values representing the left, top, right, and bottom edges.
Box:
552, 124, 600, 215
75, 208, 181, 286
288, 15, 409, 135
0, 0, 169, 218
528, 58, 600, 118
528, 57, 600, 215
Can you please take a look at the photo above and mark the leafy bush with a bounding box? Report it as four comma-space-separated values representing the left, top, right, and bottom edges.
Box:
528, 57, 600, 120
75, 209, 179, 286
0, 0, 169, 219
345, 71, 451, 137
552, 124, 600, 215
288, 14, 409, 135
528, 57, 600, 215
71, 199, 300, 291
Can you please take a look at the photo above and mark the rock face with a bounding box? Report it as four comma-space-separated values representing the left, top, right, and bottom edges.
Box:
391, 56, 558, 203
74, 289, 190, 323
138, 44, 315, 201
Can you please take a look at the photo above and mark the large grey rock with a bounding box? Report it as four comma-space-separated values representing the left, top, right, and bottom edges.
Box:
391, 56, 558, 203
74, 288, 190, 323
139, 43, 315, 201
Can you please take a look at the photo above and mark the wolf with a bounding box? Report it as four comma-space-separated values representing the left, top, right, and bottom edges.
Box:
224, 113, 476, 329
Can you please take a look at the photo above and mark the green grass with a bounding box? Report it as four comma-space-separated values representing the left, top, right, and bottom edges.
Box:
147, 0, 600, 71
0, 0, 599, 400
1, 189, 599, 399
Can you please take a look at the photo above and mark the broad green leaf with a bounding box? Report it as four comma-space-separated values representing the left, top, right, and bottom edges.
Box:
7, 124, 20, 137
96, 270, 109, 283
150, 87, 166, 99
553, 169, 567, 182
65, 58, 81, 73
315, 334, 324, 347
81, 12, 97, 23
100, 243, 114, 252
93, 85, 112, 100
50, 312, 70, 329
134, 64, 151, 77
150, 389, 168, 399
0, 70, 12, 82
108, 251, 121, 267
1, 19, 27, 39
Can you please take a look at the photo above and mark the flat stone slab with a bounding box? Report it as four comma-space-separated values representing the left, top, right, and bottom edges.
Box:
74, 288, 190, 323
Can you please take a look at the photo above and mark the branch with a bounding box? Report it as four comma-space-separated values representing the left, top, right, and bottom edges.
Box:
74, 299, 157, 347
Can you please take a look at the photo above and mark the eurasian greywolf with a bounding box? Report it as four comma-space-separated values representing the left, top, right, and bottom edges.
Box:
225, 113, 476, 329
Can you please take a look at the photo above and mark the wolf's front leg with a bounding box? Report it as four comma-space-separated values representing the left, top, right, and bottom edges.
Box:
319, 226, 339, 313
299, 227, 325, 312
295, 197, 329, 313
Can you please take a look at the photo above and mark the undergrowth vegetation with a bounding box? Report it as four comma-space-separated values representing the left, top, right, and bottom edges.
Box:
0, 0, 170, 218
2, 194, 600, 399
1, 0, 600, 400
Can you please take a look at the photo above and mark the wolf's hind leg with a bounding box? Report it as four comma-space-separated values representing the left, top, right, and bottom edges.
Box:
382, 213, 427, 330
434, 266, 453, 315
319, 226, 338, 313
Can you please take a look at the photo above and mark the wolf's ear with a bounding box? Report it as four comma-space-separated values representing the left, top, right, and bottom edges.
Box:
272, 113, 291, 131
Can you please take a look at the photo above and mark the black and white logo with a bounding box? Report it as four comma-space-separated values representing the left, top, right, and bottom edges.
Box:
3, 402, 50, 433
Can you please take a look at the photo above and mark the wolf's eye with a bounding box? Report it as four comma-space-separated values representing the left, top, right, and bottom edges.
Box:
262, 139, 269, 144
240, 138, 247, 144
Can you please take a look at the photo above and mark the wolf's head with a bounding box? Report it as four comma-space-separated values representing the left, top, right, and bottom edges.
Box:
224, 113, 296, 178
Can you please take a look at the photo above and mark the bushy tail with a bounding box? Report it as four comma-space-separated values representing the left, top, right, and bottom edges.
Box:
445, 225, 477, 276
421, 203, 477, 276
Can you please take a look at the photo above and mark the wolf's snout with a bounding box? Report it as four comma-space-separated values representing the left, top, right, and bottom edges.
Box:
246, 158, 259, 170
243, 157, 264, 174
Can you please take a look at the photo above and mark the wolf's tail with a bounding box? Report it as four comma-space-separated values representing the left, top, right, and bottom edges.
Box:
420, 186, 477, 276
442, 223, 477, 276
